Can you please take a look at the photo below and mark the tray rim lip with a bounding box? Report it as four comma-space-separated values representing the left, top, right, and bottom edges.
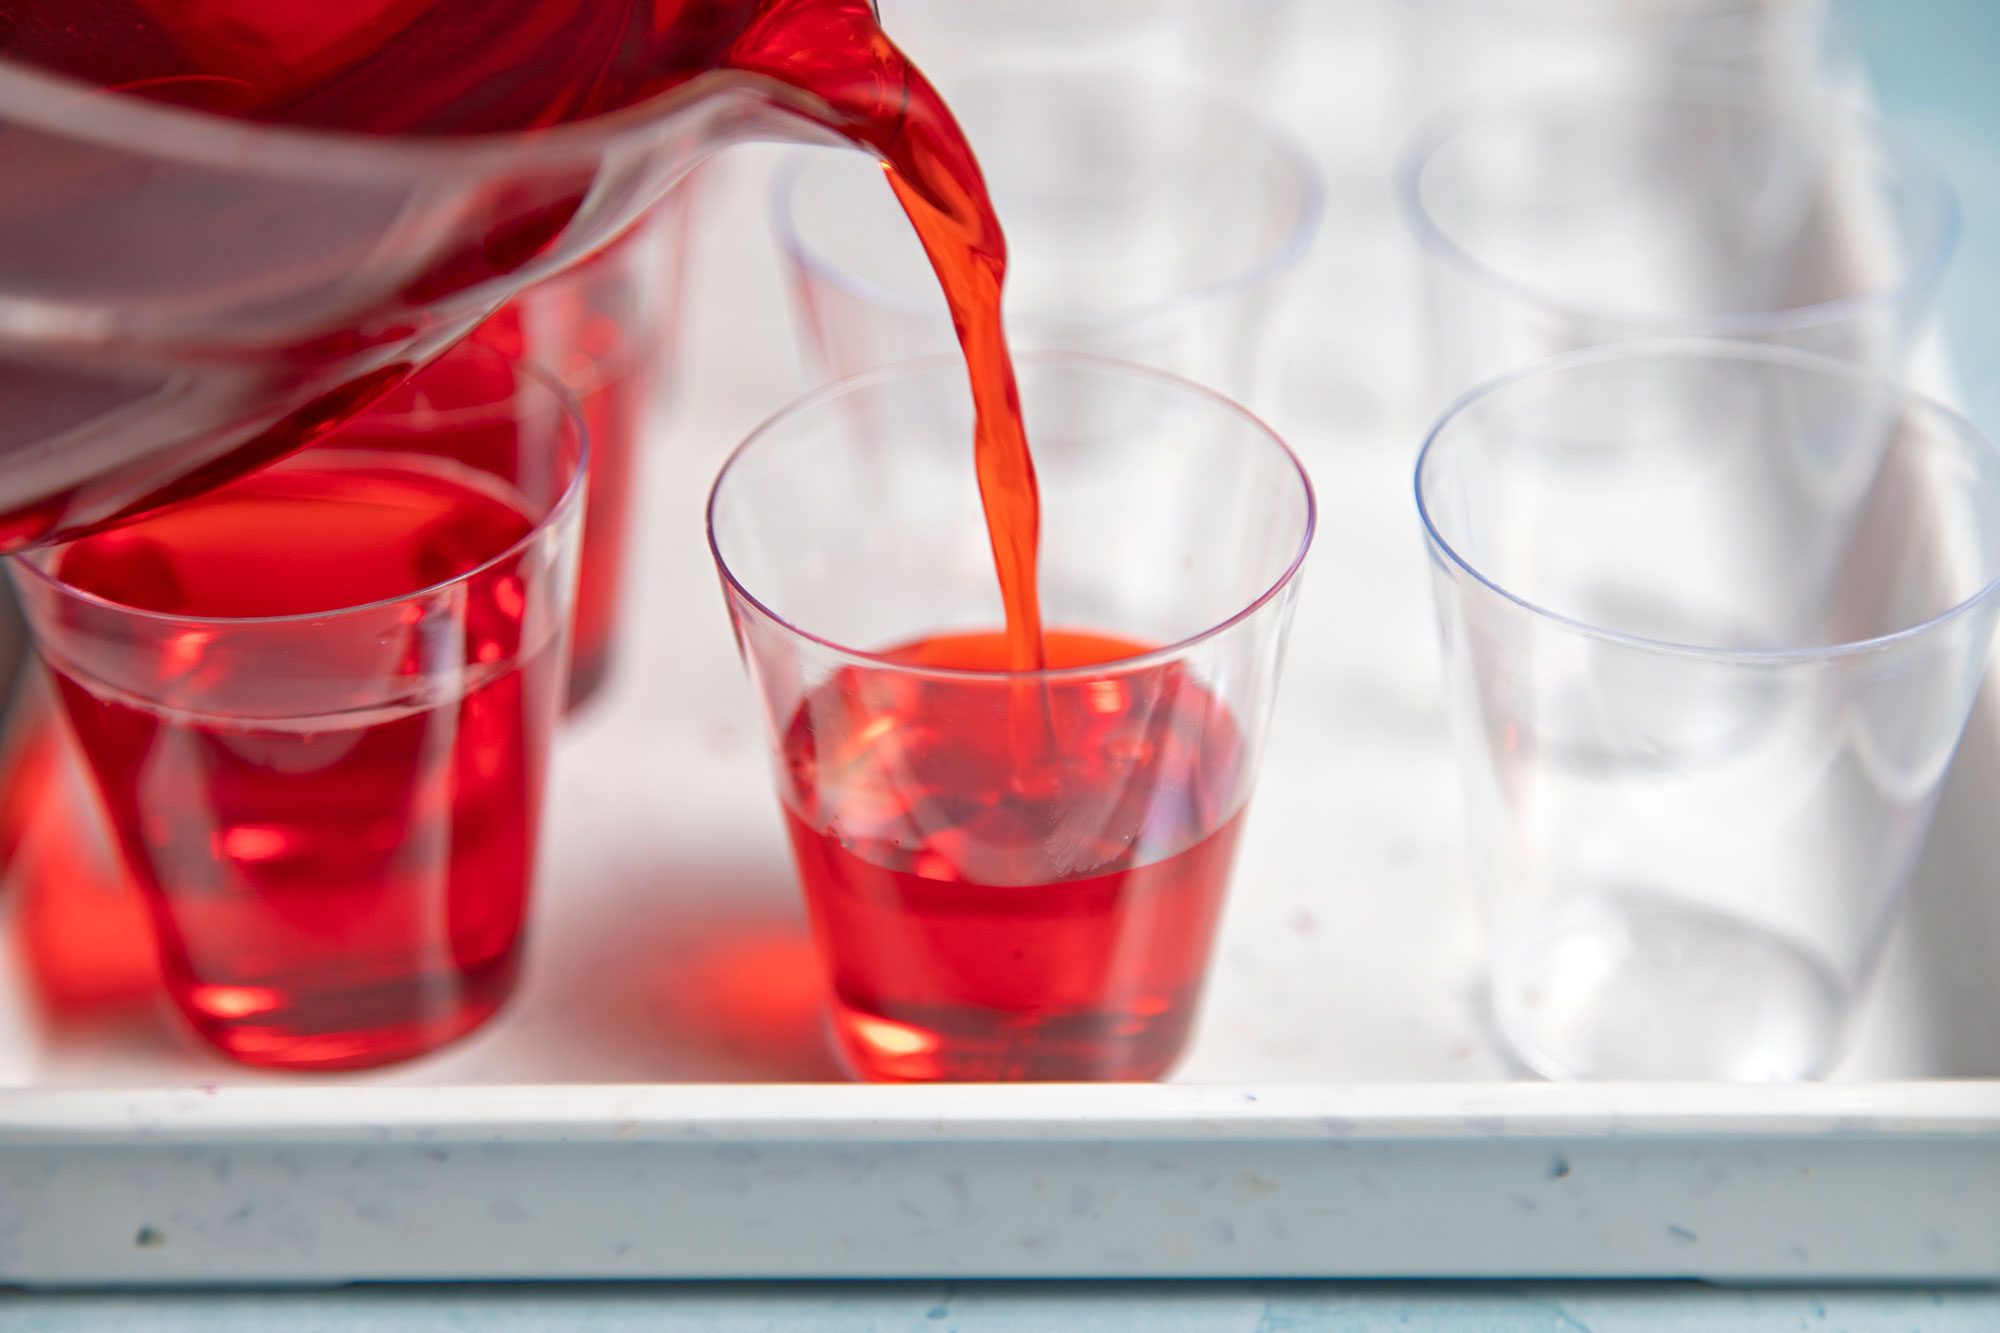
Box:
4, 1080, 1998, 1144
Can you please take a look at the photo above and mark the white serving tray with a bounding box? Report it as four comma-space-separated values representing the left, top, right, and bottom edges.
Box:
3, 1, 1996, 1286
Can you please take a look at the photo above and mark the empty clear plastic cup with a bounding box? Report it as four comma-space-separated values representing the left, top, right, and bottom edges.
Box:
1417, 342, 2000, 1081
878, 0, 1298, 91
1403, 0, 1829, 124
771, 68, 1322, 408
1398, 83, 1958, 399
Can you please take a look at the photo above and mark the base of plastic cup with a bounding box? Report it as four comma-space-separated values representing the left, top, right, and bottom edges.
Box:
1489, 890, 1847, 1082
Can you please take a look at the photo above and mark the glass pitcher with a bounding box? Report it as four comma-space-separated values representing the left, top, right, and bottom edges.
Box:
0, 10, 867, 551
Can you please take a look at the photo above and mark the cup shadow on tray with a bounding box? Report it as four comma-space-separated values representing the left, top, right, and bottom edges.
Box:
504, 854, 843, 1083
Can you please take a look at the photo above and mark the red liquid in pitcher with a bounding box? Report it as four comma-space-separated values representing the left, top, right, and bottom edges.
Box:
782, 630, 1247, 1081
2, 0, 1045, 675
48, 459, 560, 1070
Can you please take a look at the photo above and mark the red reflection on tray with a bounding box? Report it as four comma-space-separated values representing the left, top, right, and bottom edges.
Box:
6, 720, 162, 1014
650, 915, 835, 1076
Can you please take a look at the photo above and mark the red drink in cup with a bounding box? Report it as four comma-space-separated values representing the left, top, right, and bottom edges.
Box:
782, 629, 1248, 1080
474, 187, 699, 710
10, 346, 584, 1071
710, 355, 1313, 1082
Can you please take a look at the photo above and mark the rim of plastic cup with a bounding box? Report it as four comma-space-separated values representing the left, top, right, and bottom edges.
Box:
16, 349, 590, 629
1413, 338, 2000, 664
708, 350, 1317, 682
767, 68, 1326, 335
1395, 80, 1961, 340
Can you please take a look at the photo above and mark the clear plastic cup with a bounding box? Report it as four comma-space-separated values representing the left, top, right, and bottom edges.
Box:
770, 69, 1322, 408
1403, 0, 1830, 124
878, 0, 1299, 91
1417, 341, 2000, 1080
1398, 83, 1958, 398
10, 345, 585, 1071
709, 353, 1313, 1081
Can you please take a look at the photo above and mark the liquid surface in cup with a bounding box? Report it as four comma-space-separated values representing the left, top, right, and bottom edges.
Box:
781, 629, 1245, 1081
48, 456, 560, 1070
4, 0, 1046, 677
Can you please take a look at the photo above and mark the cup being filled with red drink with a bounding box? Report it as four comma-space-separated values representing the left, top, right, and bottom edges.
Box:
709, 353, 1313, 1082
8, 344, 585, 1072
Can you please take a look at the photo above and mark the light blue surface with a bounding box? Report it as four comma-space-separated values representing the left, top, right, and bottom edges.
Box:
0, 1282, 1996, 1332
1843, 0, 2000, 433
7, 3, 1999, 1329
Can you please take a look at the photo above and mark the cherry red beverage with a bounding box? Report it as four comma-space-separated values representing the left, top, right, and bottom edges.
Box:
9, 713, 163, 1017
474, 298, 638, 711
561, 350, 644, 708
472, 190, 697, 710
781, 629, 1247, 1081
42, 455, 564, 1070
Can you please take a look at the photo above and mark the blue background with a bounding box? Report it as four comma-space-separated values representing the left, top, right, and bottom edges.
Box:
1844, 0, 2000, 433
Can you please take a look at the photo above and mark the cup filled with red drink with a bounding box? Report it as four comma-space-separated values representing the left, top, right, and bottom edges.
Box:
709, 353, 1314, 1081
473, 185, 701, 710
8, 345, 585, 1071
